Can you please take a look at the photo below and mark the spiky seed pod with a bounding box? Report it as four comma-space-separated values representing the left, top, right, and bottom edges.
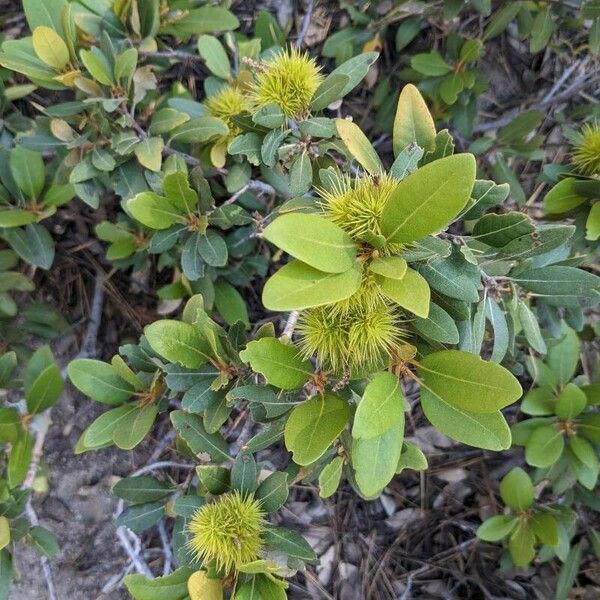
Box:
319, 175, 403, 253
205, 85, 252, 136
251, 47, 323, 118
297, 296, 404, 374
572, 123, 600, 176
187, 492, 265, 574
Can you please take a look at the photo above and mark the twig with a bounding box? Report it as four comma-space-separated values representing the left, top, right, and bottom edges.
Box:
77, 272, 106, 360
541, 57, 589, 104
296, 0, 315, 49
157, 520, 173, 576
282, 311, 300, 339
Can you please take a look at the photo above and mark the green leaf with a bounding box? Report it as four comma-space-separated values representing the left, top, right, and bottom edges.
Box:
393, 83, 436, 155
29, 526, 59, 558
2, 224, 55, 269
144, 320, 211, 368
113, 476, 172, 504
161, 6, 239, 36
525, 425, 564, 468
78, 404, 137, 450
500, 467, 533, 511
483, 1, 522, 40
197, 230, 227, 267
125, 567, 195, 600
231, 452, 258, 494
413, 302, 459, 344
289, 152, 312, 196
116, 501, 163, 533
262, 260, 362, 311
0, 549, 11, 600
0, 210, 37, 227
509, 522, 536, 567
252, 103, 285, 128
149, 108, 190, 134
473, 212, 534, 247
555, 384, 586, 420
512, 267, 600, 308
530, 7, 555, 53
134, 137, 164, 172
197, 35, 231, 80
335, 119, 383, 175
310, 73, 349, 111
234, 574, 286, 600
530, 512, 559, 547
113, 404, 158, 450
587, 201, 600, 241
543, 178, 586, 214
23, 0, 66, 35
368, 256, 407, 280
0, 408, 20, 443
284, 394, 350, 465
420, 387, 511, 450
32, 26, 69, 70
79, 48, 114, 86
263, 214, 357, 274
476, 515, 518, 541
255, 472, 289, 512
68, 359, 134, 404
352, 372, 404, 440
239, 338, 313, 390
214, 281, 249, 328
9, 146, 45, 200
376, 267, 430, 318
381, 154, 476, 244
328, 52, 378, 98
547, 323, 581, 386
262, 526, 317, 562
114, 47, 138, 85
25, 363, 63, 414
570, 435, 599, 471
169, 116, 229, 144
517, 301, 547, 354
396, 441, 428, 472
170, 410, 230, 462
8, 431, 32, 486
127, 191, 185, 229
410, 52, 452, 76
417, 350, 522, 413
319, 456, 344, 498
555, 543, 582, 600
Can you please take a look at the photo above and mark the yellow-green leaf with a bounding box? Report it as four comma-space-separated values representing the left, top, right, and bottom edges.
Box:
381, 153, 476, 244
262, 260, 362, 311
32, 26, 70, 70
335, 118, 383, 175
262, 213, 357, 274
376, 267, 430, 318
393, 83, 436, 155
188, 570, 223, 600
285, 394, 350, 465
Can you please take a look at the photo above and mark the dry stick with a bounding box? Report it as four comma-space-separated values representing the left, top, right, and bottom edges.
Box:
20, 272, 106, 600
282, 311, 300, 339
296, 0, 315, 49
